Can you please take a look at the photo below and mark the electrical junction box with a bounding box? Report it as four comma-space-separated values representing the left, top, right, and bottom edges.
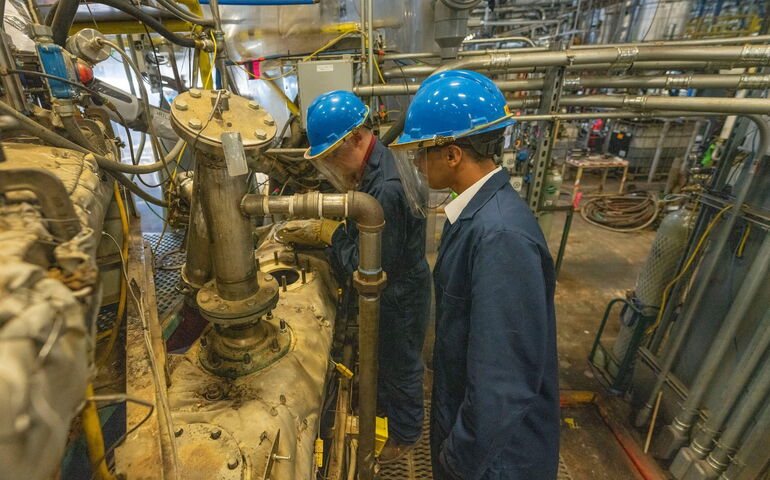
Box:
297, 56, 355, 129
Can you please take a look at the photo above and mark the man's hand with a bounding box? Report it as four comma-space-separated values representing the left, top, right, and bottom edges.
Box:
275, 219, 342, 247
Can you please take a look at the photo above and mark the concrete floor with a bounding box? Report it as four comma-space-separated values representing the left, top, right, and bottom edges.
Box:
550, 207, 656, 480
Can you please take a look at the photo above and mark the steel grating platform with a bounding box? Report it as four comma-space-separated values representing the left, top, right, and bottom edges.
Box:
378, 399, 573, 480
144, 231, 186, 320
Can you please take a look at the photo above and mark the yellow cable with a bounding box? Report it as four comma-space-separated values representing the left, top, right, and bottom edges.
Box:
82, 383, 116, 480
206, 30, 217, 89
97, 183, 130, 365
646, 204, 732, 335
737, 223, 751, 258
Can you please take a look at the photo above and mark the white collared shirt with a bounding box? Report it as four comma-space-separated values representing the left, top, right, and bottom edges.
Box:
444, 167, 502, 224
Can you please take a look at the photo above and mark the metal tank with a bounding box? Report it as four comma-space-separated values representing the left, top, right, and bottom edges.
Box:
610, 208, 693, 377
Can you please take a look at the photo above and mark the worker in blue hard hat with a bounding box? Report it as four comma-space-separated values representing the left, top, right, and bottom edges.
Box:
391, 70, 560, 480
277, 90, 431, 463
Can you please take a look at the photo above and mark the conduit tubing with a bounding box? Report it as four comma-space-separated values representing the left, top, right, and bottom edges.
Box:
635, 114, 769, 428
699, 340, 770, 477
355, 74, 770, 97
675, 309, 770, 464
240, 191, 385, 480
655, 232, 770, 460
506, 95, 770, 114
720, 387, 770, 480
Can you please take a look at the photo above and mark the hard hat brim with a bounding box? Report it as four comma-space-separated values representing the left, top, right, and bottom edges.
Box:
305, 106, 370, 160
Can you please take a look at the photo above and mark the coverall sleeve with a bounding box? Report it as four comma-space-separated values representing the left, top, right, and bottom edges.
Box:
327, 182, 404, 277
441, 230, 550, 480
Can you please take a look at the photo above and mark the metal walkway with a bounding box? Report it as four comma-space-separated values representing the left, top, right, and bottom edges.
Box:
378, 399, 574, 480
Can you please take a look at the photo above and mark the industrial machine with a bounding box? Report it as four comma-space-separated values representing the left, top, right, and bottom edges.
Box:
1, 0, 769, 479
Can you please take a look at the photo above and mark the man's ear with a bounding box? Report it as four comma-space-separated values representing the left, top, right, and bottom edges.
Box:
445, 144, 464, 168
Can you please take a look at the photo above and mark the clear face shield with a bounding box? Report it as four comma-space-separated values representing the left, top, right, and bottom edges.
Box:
392, 147, 431, 218
309, 140, 363, 193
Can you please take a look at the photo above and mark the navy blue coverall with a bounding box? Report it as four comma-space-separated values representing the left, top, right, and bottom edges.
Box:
328, 138, 431, 444
431, 169, 560, 480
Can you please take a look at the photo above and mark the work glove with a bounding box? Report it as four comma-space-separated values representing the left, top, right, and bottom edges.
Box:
275, 219, 342, 247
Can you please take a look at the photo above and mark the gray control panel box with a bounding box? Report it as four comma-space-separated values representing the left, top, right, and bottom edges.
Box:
297, 56, 355, 129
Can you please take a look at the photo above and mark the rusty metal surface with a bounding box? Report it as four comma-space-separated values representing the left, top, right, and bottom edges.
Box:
175, 423, 246, 480
166, 234, 337, 480
114, 226, 178, 479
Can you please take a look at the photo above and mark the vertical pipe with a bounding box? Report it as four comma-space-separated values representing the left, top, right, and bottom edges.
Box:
182, 163, 212, 290
654, 232, 770, 460
635, 114, 768, 428
356, 293, 380, 480
647, 119, 671, 182
197, 152, 257, 300
366, 0, 375, 115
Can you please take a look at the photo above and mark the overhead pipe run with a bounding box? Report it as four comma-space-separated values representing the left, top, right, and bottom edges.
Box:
240, 191, 386, 480
355, 74, 770, 97
505, 95, 770, 115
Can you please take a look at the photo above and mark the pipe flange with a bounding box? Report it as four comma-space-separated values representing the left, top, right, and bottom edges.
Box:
353, 270, 387, 294
197, 273, 280, 326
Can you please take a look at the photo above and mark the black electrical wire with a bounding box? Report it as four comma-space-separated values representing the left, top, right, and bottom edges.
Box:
88, 399, 154, 479
45, 0, 197, 48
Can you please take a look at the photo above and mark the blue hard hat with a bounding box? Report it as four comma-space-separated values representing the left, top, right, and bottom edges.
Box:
305, 90, 370, 159
391, 70, 513, 149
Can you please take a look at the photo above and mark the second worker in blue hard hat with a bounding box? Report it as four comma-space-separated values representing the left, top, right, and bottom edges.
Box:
391, 70, 560, 480
285, 90, 431, 463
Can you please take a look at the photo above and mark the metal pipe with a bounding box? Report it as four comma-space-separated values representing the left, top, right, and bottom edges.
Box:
699, 338, 770, 477
647, 119, 671, 182
672, 309, 770, 469
381, 44, 770, 78
197, 0, 316, 3
382, 60, 770, 79
181, 167, 212, 291
506, 95, 770, 114
653, 232, 770, 460
462, 35, 536, 46
197, 151, 258, 301
720, 386, 770, 480
366, 0, 374, 116
240, 191, 385, 480
356, 74, 770, 97
634, 114, 769, 428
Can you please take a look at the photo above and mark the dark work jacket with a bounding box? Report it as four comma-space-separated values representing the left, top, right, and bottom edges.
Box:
327, 139, 428, 280
432, 169, 560, 480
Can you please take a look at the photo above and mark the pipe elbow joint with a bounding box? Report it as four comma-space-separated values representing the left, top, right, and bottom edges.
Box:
346, 191, 384, 233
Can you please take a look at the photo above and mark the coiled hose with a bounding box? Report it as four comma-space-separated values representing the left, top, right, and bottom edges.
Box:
581, 193, 659, 232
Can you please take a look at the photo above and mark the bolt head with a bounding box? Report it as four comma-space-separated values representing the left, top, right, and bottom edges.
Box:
263, 114, 275, 126
210, 429, 222, 440
248, 100, 260, 110
175, 100, 188, 111
227, 457, 240, 469
174, 428, 184, 437
188, 118, 202, 130
254, 129, 267, 140
189, 88, 202, 98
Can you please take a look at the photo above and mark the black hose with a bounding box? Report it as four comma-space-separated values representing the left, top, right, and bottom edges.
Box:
46, 0, 197, 48
111, 170, 169, 207
380, 115, 404, 146
49, 0, 80, 46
